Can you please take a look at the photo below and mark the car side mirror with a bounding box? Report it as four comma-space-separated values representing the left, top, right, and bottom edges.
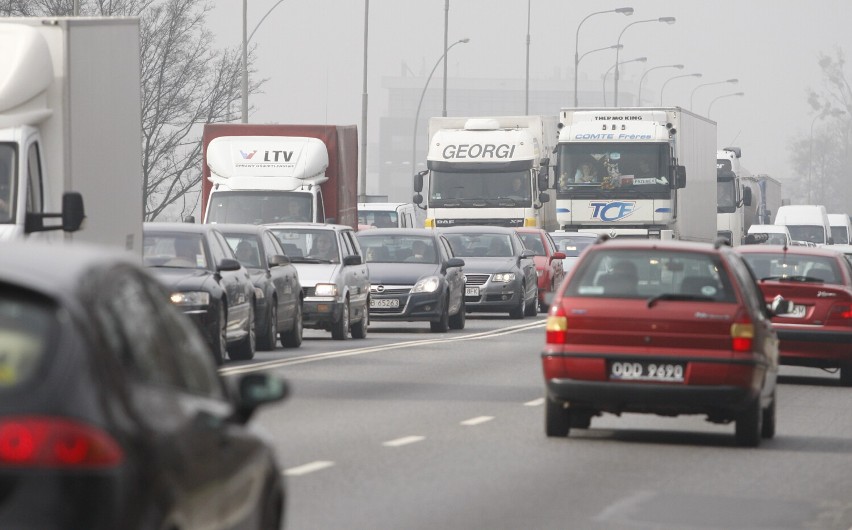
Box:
520, 249, 535, 259
343, 254, 363, 266
232, 373, 289, 424
552, 251, 566, 260
218, 258, 242, 272
444, 257, 465, 269
768, 294, 794, 316
268, 254, 290, 267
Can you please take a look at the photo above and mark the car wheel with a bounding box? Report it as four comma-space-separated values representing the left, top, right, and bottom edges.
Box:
331, 299, 350, 340
524, 285, 539, 317
735, 397, 762, 447
449, 297, 466, 330
258, 299, 278, 351
229, 304, 256, 361
210, 303, 227, 366
281, 300, 303, 348
351, 301, 368, 339
545, 396, 571, 437
430, 294, 450, 332
509, 284, 525, 319
259, 476, 284, 530
840, 361, 852, 387
761, 390, 776, 439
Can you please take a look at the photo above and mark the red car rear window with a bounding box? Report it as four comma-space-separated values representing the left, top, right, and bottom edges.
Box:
0, 293, 56, 390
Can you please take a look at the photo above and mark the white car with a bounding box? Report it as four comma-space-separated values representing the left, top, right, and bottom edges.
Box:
744, 224, 792, 246
548, 231, 598, 273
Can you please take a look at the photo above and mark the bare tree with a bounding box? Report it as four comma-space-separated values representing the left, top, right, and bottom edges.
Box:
3, 0, 262, 221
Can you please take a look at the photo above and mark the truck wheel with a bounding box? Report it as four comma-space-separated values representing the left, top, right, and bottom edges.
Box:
735, 398, 762, 447
448, 298, 466, 330
509, 284, 526, 319
840, 361, 852, 387
351, 303, 368, 339
545, 397, 571, 437
331, 299, 350, 340
430, 295, 450, 332
258, 300, 277, 351
281, 301, 303, 348
229, 304, 256, 361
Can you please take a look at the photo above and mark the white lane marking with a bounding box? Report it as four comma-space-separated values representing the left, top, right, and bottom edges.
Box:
283, 460, 335, 476
460, 416, 494, 426
382, 436, 425, 447
524, 398, 545, 407
220, 320, 545, 376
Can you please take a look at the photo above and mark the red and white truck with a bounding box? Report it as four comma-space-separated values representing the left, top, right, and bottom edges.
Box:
201, 124, 359, 229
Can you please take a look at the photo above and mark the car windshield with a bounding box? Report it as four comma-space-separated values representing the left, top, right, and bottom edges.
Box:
0, 294, 56, 390
565, 249, 737, 302
740, 253, 843, 284
143, 233, 208, 269
270, 228, 340, 263
358, 235, 438, 264
517, 233, 546, 256
552, 235, 595, 257
444, 233, 514, 258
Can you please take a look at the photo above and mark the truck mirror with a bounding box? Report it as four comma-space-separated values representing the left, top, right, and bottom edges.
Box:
538, 192, 550, 203
674, 166, 686, 189
183, 215, 196, 224
412, 193, 423, 205
539, 157, 550, 167
62, 192, 86, 232
537, 168, 550, 191
413, 170, 426, 193
742, 186, 752, 207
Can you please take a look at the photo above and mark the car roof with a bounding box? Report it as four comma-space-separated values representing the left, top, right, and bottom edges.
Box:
514, 227, 546, 234
582, 238, 725, 255
264, 222, 351, 232
438, 225, 520, 235
550, 231, 598, 238
748, 224, 789, 234
736, 244, 843, 258
206, 223, 273, 236
143, 221, 222, 234
356, 228, 437, 237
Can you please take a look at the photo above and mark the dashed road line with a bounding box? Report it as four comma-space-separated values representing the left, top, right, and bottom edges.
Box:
382, 436, 426, 447
460, 416, 494, 426
524, 398, 545, 407
283, 460, 335, 476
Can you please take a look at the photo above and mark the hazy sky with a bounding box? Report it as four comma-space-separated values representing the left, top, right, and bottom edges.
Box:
208, 1, 852, 192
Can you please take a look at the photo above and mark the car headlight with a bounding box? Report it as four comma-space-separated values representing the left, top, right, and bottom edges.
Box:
536, 269, 544, 277
412, 276, 441, 293
314, 283, 338, 297
170, 291, 210, 306
254, 287, 265, 299
492, 273, 516, 283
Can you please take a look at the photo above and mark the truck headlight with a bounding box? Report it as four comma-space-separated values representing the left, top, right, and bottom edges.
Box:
492, 273, 516, 283
412, 276, 441, 293
170, 291, 210, 306
314, 283, 338, 297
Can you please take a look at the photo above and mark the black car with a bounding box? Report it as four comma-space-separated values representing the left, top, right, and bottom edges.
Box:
143, 222, 255, 364
0, 241, 287, 529
356, 228, 466, 331
440, 225, 539, 318
217, 223, 304, 350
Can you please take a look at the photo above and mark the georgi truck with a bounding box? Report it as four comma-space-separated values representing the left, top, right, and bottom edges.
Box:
0, 18, 143, 249
716, 147, 756, 246
413, 116, 557, 230
201, 124, 359, 229
554, 107, 716, 241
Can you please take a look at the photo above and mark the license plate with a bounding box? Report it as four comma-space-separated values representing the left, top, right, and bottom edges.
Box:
370, 298, 399, 308
465, 287, 480, 296
610, 361, 685, 382
778, 304, 806, 318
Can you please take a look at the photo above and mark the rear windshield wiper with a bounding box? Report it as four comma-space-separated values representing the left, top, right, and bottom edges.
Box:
762, 275, 824, 283
647, 293, 715, 308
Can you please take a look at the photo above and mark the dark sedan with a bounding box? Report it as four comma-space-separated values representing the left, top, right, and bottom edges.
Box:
440, 225, 539, 318
356, 228, 466, 331
218, 223, 304, 350
143, 222, 255, 364
0, 241, 287, 529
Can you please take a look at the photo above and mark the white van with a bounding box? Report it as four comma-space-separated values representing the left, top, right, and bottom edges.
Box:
773, 205, 833, 245
358, 202, 426, 229
828, 213, 852, 245
744, 224, 792, 246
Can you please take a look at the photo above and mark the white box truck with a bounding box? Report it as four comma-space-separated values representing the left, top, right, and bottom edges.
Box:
413, 116, 558, 230
716, 147, 757, 246
554, 107, 717, 242
0, 18, 143, 250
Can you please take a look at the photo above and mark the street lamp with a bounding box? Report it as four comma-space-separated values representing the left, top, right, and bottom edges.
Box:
411, 38, 470, 174
689, 78, 738, 112
614, 16, 675, 106
706, 92, 744, 118
241, 0, 287, 123
660, 72, 702, 106
637, 64, 683, 106
808, 108, 846, 203
603, 57, 647, 107
575, 44, 623, 105
574, 7, 634, 107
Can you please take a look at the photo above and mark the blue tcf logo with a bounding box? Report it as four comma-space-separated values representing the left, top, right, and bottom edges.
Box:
590, 201, 636, 222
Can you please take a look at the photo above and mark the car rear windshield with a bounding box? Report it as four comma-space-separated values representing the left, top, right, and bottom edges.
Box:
565, 249, 737, 302
552, 236, 595, 257
740, 252, 845, 284
0, 291, 56, 391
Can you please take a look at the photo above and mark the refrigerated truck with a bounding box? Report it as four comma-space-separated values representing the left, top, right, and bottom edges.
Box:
554, 107, 717, 242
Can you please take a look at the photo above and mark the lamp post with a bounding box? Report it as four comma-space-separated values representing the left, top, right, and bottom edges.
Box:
603, 57, 647, 107
637, 64, 683, 106
808, 109, 846, 203
525, 0, 531, 114
706, 92, 744, 119
241, 0, 287, 123
411, 38, 470, 175
442, 0, 450, 116
576, 44, 623, 106
614, 16, 675, 106
573, 6, 634, 107
359, 0, 369, 202
660, 72, 702, 106
689, 78, 738, 112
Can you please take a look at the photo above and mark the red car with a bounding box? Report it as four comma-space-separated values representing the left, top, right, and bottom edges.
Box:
736, 245, 852, 385
543, 238, 790, 447
515, 227, 566, 311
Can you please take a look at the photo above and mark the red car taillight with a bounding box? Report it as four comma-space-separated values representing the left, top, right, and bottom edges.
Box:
826, 303, 852, 326
730, 313, 754, 352
546, 305, 568, 344
0, 417, 124, 468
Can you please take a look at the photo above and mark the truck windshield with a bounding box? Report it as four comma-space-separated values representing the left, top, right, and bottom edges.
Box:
428, 170, 531, 207
0, 144, 15, 224
716, 177, 737, 213
555, 143, 669, 199
206, 191, 312, 224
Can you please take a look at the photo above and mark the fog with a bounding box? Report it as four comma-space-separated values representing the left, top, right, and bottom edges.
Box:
208, 0, 852, 199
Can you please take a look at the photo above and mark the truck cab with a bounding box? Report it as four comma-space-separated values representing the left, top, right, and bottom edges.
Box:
716, 147, 754, 246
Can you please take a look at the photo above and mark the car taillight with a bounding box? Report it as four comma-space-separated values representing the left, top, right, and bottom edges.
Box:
730, 321, 754, 353
0, 417, 124, 468
546, 305, 568, 344
826, 303, 852, 326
